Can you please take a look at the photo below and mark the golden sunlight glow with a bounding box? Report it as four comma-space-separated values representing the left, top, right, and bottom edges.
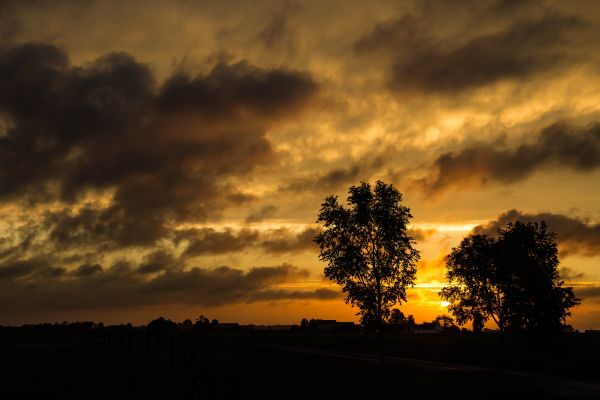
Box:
410, 222, 483, 232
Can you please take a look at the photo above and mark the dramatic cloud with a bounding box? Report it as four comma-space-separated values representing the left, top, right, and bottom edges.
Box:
137, 251, 179, 275
0, 219, 322, 292
179, 228, 260, 257
0, 261, 336, 316
158, 61, 317, 119
0, 42, 319, 248
281, 165, 363, 193
278, 154, 388, 195
248, 287, 342, 302
474, 209, 600, 257
260, 227, 320, 254
72, 263, 103, 277
43, 205, 171, 249
177, 226, 320, 257
355, 2, 586, 93
0, 38, 324, 321
416, 123, 600, 195
0, 257, 52, 280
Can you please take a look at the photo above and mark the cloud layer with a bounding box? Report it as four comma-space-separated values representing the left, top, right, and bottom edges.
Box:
0, 261, 340, 318
416, 123, 600, 195
0, 41, 318, 244
474, 209, 600, 257
355, 1, 590, 94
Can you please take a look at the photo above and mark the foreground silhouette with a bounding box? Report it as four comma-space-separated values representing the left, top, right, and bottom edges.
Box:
1, 320, 599, 399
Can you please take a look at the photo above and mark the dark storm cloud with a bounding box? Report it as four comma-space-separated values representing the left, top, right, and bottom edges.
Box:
0, 261, 332, 314
0, 41, 319, 247
280, 165, 362, 193
248, 287, 342, 302
391, 16, 581, 93
0, 37, 321, 320
355, 3, 585, 93
0, 221, 321, 285
72, 263, 103, 277
0, 258, 46, 280
261, 227, 320, 254
137, 250, 178, 274
0, 256, 65, 280
474, 209, 600, 257
159, 61, 317, 118
177, 226, 319, 257
180, 228, 260, 257
417, 122, 600, 195
138, 264, 310, 306
44, 205, 171, 248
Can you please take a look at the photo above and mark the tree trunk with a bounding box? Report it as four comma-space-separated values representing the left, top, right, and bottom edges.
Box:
376, 281, 385, 365
378, 321, 385, 365
498, 316, 506, 359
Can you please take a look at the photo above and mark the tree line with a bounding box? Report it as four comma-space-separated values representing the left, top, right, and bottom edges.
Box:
314, 181, 581, 334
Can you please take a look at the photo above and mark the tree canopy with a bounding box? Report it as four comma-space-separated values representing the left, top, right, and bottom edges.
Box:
314, 181, 419, 329
440, 221, 580, 333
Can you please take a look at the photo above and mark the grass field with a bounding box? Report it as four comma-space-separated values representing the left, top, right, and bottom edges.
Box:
1, 329, 599, 399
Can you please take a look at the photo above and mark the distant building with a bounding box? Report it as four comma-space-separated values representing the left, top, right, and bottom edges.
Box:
247, 324, 292, 331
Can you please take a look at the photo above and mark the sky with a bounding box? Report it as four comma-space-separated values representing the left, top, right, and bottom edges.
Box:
1, 0, 599, 329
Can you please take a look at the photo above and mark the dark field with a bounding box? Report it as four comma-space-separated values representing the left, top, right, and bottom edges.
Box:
1, 328, 599, 399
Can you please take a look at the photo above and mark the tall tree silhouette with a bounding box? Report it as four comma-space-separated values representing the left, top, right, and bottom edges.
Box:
440, 221, 580, 333
314, 181, 419, 333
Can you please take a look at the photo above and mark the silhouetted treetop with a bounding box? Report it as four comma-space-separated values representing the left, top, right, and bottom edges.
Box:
440, 221, 580, 333
147, 317, 177, 335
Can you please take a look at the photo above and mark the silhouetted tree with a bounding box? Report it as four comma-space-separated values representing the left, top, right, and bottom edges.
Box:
195, 315, 210, 326
388, 308, 406, 325
147, 317, 177, 335
315, 181, 420, 334
388, 308, 411, 333
440, 221, 581, 333
181, 319, 193, 329
407, 314, 415, 329
439, 234, 496, 330
192, 315, 212, 333
434, 315, 459, 332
